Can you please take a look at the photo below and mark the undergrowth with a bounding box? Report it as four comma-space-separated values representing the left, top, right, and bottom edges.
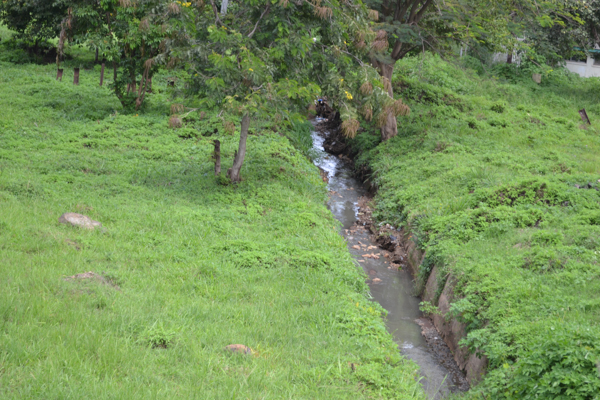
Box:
0, 43, 426, 398
350, 53, 600, 399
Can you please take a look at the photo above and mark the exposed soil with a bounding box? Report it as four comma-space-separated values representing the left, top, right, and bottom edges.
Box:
312, 120, 469, 397
353, 195, 470, 393
63, 271, 120, 290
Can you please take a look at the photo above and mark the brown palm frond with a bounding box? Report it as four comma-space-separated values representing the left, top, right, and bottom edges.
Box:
393, 99, 411, 116
169, 116, 182, 128
168, 2, 181, 14
139, 18, 150, 31
372, 38, 388, 52
375, 30, 387, 41
119, 0, 134, 7
311, 0, 322, 5
144, 58, 155, 70
171, 103, 185, 115
314, 6, 333, 19
368, 9, 379, 21
382, 76, 392, 93
362, 104, 373, 121
360, 82, 373, 95
341, 119, 360, 138
224, 121, 236, 135
279, 0, 289, 6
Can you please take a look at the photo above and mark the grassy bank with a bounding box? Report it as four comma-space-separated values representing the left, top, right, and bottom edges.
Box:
349, 54, 600, 398
0, 49, 427, 398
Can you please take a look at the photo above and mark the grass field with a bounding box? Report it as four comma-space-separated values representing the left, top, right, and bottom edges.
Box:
349, 54, 600, 398
0, 37, 426, 398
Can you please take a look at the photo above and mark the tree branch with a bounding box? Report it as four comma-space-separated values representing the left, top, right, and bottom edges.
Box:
208, 0, 222, 25
248, 3, 271, 38
413, 0, 433, 24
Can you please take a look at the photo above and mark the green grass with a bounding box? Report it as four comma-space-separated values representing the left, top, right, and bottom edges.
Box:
0, 49, 426, 397
350, 54, 600, 398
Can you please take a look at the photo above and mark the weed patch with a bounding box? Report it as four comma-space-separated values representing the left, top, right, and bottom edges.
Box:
0, 50, 425, 399
351, 53, 600, 398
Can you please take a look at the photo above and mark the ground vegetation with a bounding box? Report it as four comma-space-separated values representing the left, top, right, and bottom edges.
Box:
345, 52, 600, 399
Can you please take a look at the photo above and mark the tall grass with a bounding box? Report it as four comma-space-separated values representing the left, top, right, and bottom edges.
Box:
353, 53, 600, 398
0, 47, 426, 398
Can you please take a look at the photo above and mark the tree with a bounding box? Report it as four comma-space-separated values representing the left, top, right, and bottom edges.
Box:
0, 0, 67, 43
67, 0, 171, 110
93, 0, 169, 110
165, 0, 407, 182
362, 0, 576, 139
362, 0, 440, 140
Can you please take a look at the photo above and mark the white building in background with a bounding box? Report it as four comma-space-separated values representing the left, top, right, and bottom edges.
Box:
564, 54, 600, 78
488, 40, 600, 78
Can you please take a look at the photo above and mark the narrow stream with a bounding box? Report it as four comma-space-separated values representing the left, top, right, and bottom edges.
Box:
311, 124, 466, 399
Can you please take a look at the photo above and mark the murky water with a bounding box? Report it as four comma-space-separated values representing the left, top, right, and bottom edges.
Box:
311, 126, 463, 399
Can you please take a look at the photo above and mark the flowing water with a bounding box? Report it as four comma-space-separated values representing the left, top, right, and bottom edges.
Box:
311, 125, 467, 399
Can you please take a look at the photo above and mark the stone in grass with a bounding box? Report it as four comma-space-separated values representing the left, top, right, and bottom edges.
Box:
59, 213, 102, 230
225, 344, 254, 355
63, 271, 120, 290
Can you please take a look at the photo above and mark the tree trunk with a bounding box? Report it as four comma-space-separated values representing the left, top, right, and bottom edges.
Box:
73, 68, 80, 85
100, 63, 105, 86
375, 60, 398, 141
56, 69, 63, 81
113, 62, 117, 82
213, 139, 221, 175
221, 0, 229, 15
507, 52, 513, 64
95, 48, 99, 64
227, 113, 250, 183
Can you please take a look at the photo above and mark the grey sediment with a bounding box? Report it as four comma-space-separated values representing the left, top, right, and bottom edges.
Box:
310, 120, 470, 399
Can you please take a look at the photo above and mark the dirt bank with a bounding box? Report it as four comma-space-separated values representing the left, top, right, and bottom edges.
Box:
315, 120, 485, 387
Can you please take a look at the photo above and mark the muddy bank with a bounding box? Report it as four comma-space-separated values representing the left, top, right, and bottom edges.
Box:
313, 119, 487, 387
311, 121, 470, 398
356, 197, 488, 386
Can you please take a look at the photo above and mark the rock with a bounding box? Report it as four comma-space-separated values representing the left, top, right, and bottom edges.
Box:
63, 271, 119, 289
372, 278, 382, 284
59, 213, 102, 230
225, 344, 253, 355
376, 235, 395, 251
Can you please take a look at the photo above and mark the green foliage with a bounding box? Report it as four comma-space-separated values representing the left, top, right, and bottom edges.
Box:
0, 53, 426, 399
281, 121, 311, 158
347, 52, 600, 399
0, 0, 67, 41
138, 322, 178, 348
485, 327, 600, 399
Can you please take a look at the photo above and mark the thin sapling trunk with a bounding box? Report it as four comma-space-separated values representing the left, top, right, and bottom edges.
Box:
213, 139, 221, 175
227, 113, 250, 183
100, 63, 105, 86
375, 60, 398, 141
